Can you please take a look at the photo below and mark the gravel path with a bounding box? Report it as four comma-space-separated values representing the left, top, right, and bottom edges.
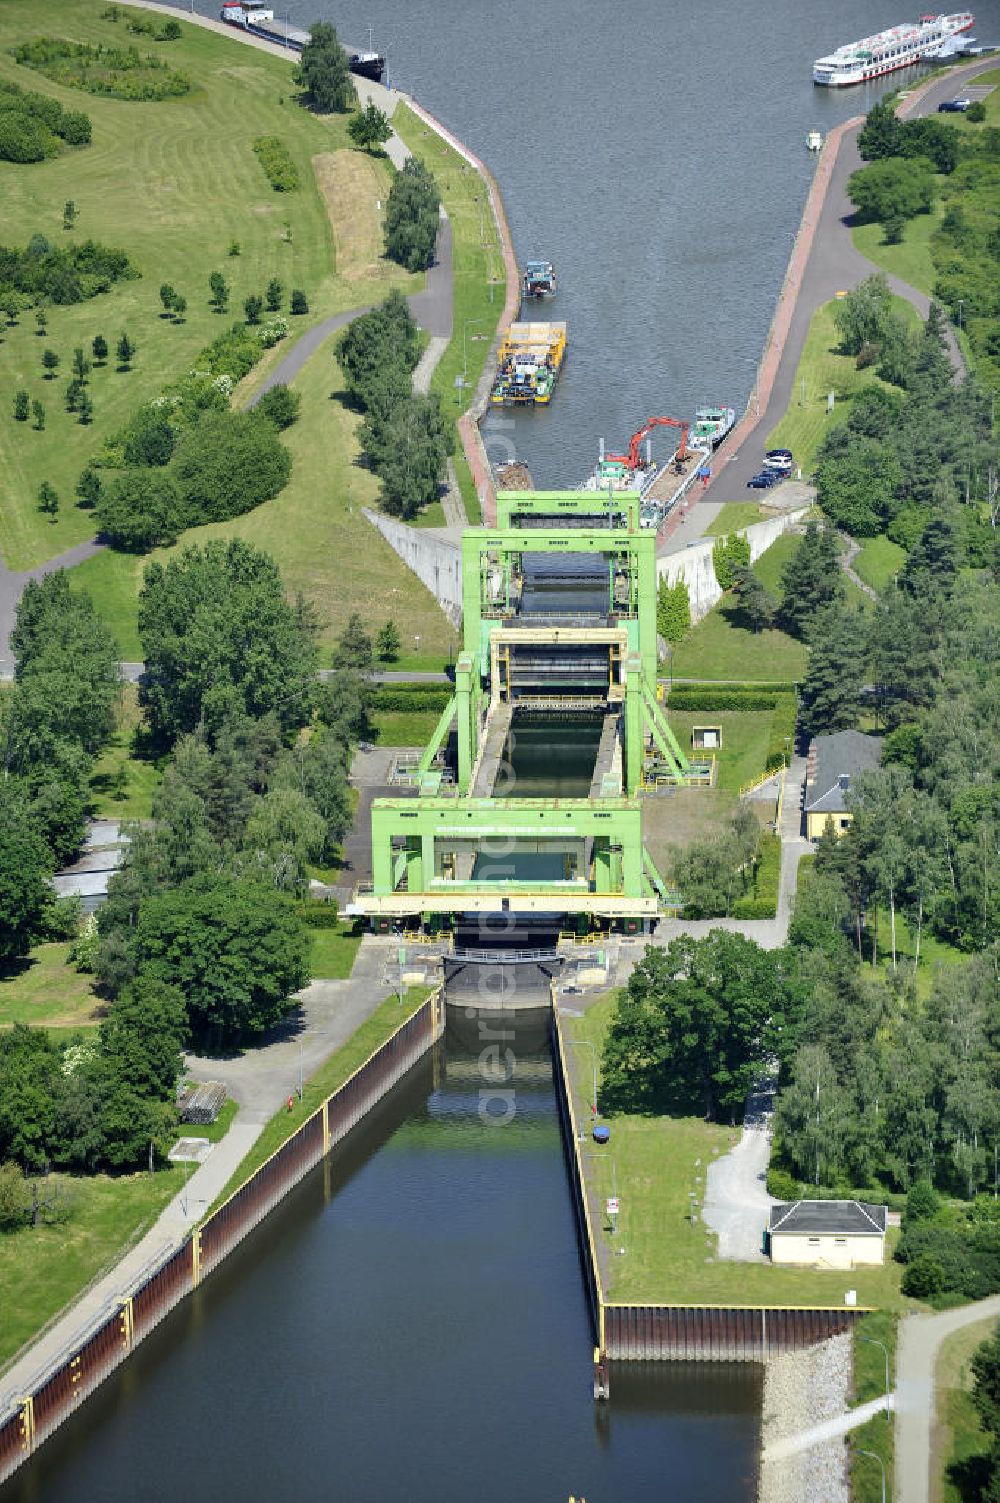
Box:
758, 1334, 853, 1503
703, 1077, 776, 1261
838, 533, 878, 603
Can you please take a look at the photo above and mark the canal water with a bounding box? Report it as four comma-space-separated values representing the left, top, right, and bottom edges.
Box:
197, 0, 1000, 487
5, 1016, 762, 1502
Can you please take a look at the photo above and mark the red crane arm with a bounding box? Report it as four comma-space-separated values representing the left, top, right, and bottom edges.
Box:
627, 416, 689, 470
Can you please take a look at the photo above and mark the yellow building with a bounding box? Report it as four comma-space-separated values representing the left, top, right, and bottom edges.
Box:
768, 1200, 887, 1268
803, 730, 882, 841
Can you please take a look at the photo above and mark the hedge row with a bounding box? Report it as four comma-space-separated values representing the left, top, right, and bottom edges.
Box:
253, 136, 299, 192
732, 831, 781, 919
296, 900, 340, 928
372, 688, 452, 712
764, 695, 798, 772
669, 689, 785, 711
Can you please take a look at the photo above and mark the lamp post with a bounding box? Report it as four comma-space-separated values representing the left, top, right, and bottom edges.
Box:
957, 297, 965, 332
854, 1447, 887, 1503
462, 318, 490, 386
284, 7, 292, 48
739, 355, 760, 419
860, 1336, 891, 1416
568, 1039, 598, 1121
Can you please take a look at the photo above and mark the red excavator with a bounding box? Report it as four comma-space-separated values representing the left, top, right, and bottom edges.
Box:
605, 416, 690, 474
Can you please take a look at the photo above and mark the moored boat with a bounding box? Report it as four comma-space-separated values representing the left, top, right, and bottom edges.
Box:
813, 12, 974, 85
690, 405, 736, 448
522, 259, 556, 298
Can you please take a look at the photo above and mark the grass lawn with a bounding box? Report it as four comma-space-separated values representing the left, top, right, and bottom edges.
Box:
936, 1314, 999, 1503
207, 986, 432, 1213
848, 1309, 897, 1503
860, 908, 965, 1001
0, 1167, 183, 1369
852, 205, 941, 297
767, 297, 921, 474
88, 682, 161, 819
0, 0, 421, 572
665, 708, 776, 794
0, 944, 104, 1029
171, 1096, 239, 1147
671, 599, 807, 682
70, 338, 462, 668
392, 102, 506, 523
563, 997, 907, 1310
705, 502, 765, 536
853, 534, 907, 594
370, 706, 448, 747
309, 923, 363, 980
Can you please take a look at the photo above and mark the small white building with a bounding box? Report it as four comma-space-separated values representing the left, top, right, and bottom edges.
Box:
768, 1200, 887, 1268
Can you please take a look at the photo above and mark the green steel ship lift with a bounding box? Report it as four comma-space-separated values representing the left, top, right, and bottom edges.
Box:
358, 491, 712, 931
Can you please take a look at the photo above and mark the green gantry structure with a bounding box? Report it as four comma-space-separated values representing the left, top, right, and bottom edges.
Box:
358, 491, 713, 931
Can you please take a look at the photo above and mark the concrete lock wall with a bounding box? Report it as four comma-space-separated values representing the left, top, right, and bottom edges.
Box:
658, 508, 810, 624
364, 509, 463, 626
0, 992, 446, 1490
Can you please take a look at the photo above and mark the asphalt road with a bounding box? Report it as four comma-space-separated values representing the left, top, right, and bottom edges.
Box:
675, 57, 994, 530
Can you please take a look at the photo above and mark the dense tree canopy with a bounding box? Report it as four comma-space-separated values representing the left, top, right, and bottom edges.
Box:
138, 540, 317, 747
134, 875, 309, 1046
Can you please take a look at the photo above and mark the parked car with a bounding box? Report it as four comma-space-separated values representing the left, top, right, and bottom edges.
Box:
763, 456, 793, 474
765, 448, 793, 463
938, 98, 971, 112
747, 470, 782, 489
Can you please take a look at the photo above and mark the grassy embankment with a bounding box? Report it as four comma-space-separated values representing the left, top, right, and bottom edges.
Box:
0, 0, 460, 667
848, 1309, 897, 1503
766, 296, 921, 473
935, 1315, 999, 1502
0, 1167, 186, 1369
562, 996, 907, 1311
207, 986, 431, 1213
391, 101, 507, 524
705, 502, 766, 535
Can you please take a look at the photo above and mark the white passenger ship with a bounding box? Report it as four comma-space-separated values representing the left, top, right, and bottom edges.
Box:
813, 12, 974, 85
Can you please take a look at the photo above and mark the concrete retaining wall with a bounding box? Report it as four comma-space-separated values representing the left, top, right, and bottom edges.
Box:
658, 507, 809, 623
364, 510, 463, 625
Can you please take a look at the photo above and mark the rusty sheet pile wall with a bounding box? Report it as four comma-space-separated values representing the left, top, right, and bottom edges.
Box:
1, 991, 444, 1488
604, 1303, 859, 1363
551, 1010, 865, 1370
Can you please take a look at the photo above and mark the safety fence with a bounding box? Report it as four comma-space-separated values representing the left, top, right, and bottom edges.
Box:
551, 1009, 868, 1384
0, 989, 445, 1488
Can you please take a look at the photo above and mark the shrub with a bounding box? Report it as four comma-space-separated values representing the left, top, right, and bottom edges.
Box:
0, 110, 56, 163
290, 288, 308, 314
712, 532, 751, 590
767, 1166, 800, 1200
901, 1254, 946, 1297
0, 236, 136, 305
123, 410, 175, 467
906, 1180, 941, 1223
252, 136, 299, 191
171, 409, 291, 524
372, 688, 452, 712
296, 900, 341, 928
965, 100, 986, 124
97, 469, 187, 551
0, 80, 92, 161
255, 384, 301, 430
11, 38, 191, 101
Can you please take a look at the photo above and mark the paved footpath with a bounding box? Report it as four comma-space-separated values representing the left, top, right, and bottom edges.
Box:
896, 1293, 1000, 1503
670, 57, 994, 543
0, 936, 403, 1421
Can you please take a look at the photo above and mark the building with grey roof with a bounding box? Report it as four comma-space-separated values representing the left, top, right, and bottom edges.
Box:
767, 1200, 888, 1267
803, 730, 882, 840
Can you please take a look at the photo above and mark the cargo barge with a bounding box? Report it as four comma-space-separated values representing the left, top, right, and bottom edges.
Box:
490, 322, 567, 406
219, 2, 386, 82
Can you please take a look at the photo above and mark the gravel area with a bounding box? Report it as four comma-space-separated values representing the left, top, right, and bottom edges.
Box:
703, 1076, 776, 1261
758, 1334, 852, 1503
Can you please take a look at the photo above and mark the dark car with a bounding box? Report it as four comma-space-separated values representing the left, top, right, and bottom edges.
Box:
765, 448, 793, 463
747, 470, 782, 489
938, 98, 971, 112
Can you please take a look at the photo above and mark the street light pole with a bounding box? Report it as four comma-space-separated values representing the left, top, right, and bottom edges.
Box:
462, 318, 490, 385
854, 1447, 887, 1503
957, 298, 964, 331
860, 1336, 891, 1416
739, 355, 760, 419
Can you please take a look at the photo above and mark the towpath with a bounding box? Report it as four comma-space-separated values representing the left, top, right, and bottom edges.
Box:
0, 934, 405, 1422
668, 57, 992, 545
